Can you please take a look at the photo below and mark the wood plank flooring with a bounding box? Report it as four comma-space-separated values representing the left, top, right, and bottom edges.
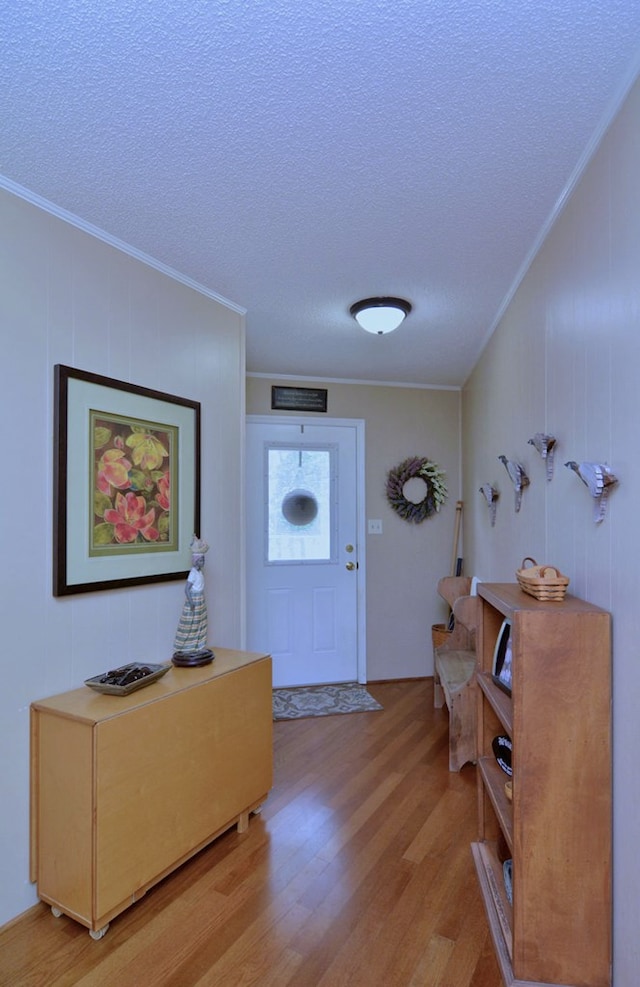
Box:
0, 679, 502, 987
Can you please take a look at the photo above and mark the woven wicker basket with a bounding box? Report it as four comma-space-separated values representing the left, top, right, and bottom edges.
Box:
516, 557, 570, 601
431, 623, 452, 651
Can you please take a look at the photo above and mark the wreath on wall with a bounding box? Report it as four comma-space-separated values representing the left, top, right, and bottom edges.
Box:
386, 456, 448, 523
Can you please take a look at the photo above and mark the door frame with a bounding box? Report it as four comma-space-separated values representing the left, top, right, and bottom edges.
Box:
246, 414, 367, 683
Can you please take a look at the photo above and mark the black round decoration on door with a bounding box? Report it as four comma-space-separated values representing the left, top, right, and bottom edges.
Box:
281, 489, 319, 526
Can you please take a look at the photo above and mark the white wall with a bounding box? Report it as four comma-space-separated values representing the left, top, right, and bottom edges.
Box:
462, 75, 640, 985
0, 187, 246, 929
247, 376, 462, 681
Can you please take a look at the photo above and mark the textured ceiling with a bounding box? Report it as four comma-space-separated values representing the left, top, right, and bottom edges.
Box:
2, 1, 640, 386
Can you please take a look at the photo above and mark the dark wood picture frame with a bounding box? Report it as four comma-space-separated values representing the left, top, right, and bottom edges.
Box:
53, 365, 201, 596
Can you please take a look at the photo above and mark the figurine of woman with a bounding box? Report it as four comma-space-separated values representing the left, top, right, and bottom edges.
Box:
172, 535, 214, 665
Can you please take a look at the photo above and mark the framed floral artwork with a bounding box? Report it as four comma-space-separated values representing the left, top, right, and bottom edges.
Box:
53, 365, 201, 596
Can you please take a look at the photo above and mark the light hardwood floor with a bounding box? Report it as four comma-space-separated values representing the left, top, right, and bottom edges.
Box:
0, 679, 502, 987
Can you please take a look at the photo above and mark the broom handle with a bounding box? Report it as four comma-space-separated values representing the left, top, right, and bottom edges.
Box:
450, 500, 463, 577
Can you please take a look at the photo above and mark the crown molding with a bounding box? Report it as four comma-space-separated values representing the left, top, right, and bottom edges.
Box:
0, 174, 246, 315
473, 53, 640, 379
246, 371, 460, 391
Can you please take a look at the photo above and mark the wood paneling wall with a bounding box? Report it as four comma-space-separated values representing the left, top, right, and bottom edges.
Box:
462, 74, 640, 984
0, 187, 245, 928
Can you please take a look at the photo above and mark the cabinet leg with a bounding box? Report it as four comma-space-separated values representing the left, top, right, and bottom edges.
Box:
237, 811, 249, 833
51, 906, 63, 918
89, 924, 109, 941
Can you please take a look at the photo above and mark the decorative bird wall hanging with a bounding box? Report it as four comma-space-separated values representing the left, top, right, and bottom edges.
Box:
479, 484, 499, 526
498, 455, 530, 513
564, 461, 619, 524
528, 432, 557, 481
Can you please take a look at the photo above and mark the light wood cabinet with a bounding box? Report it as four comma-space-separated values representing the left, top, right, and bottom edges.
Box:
472, 584, 611, 987
30, 649, 272, 938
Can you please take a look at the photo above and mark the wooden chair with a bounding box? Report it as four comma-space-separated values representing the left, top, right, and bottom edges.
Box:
433, 576, 479, 771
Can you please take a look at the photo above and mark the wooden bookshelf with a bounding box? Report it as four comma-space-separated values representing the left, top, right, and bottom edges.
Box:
472, 584, 611, 987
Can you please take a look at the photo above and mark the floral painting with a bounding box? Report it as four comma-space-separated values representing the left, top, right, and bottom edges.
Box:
90, 412, 178, 554
54, 364, 200, 596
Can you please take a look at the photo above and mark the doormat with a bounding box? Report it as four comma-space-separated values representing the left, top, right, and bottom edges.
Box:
272, 682, 383, 721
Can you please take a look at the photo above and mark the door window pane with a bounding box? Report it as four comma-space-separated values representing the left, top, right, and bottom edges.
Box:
266, 445, 335, 563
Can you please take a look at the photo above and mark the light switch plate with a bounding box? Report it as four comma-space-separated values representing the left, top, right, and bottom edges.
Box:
367, 519, 383, 534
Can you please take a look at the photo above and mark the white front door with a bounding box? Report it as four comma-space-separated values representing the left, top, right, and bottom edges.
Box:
246, 417, 364, 687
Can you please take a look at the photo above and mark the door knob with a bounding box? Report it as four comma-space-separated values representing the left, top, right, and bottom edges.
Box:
345, 561, 356, 571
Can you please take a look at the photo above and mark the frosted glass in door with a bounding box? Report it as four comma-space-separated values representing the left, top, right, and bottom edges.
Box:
266, 446, 333, 562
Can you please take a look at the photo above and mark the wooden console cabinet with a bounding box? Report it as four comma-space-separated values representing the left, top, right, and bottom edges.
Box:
30, 649, 272, 938
472, 584, 611, 987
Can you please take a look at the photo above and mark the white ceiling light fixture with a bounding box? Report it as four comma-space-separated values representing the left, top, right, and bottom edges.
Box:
350, 296, 412, 335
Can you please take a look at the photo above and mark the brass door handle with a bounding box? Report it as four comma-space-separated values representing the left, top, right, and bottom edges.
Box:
345, 561, 356, 571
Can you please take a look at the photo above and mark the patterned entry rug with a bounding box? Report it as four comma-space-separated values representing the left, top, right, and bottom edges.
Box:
272, 682, 383, 721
